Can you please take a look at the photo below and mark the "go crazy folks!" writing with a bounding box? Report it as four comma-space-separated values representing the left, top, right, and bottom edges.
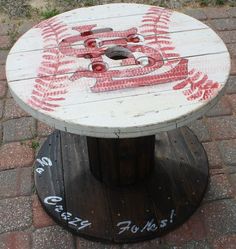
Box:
117, 209, 175, 235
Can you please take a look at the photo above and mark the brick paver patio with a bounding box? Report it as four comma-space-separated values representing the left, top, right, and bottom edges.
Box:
0, 6, 235, 249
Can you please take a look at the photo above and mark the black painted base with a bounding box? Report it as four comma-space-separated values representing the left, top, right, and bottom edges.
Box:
34, 127, 209, 243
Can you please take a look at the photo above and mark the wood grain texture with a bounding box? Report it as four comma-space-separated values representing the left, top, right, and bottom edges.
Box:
6, 3, 230, 138
87, 136, 155, 186
60, 132, 113, 240
34, 131, 67, 225
34, 127, 208, 243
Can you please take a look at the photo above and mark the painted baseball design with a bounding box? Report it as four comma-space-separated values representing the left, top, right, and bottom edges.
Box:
27, 6, 220, 112
6, 4, 230, 137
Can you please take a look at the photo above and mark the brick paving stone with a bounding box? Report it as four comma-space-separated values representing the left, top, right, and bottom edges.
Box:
0, 80, 7, 98
210, 168, 225, 175
203, 21, 214, 29
0, 24, 9, 36
209, 19, 236, 31
226, 76, 236, 94
231, 58, 236, 75
4, 98, 29, 119
227, 95, 236, 111
229, 7, 236, 18
203, 142, 223, 168
187, 119, 211, 142
229, 173, 236, 195
205, 96, 232, 117
204, 174, 233, 201
183, 8, 207, 20
7, 88, 12, 98
0, 50, 8, 65
0, 36, 11, 49
212, 234, 236, 249
32, 226, 75, 249
32, 195, 55, 228
0, 231, 31, 249
0, 167, 32, 198
3, 117, 36, 142
0, 196, 32, 233
218, 139, 236, 165
203, 7, 229, 19
222, 137, 236, 168
0, 124, 2, 144
37, 121, 54, 137
226, 166, 236, 174
200, 199, 236, 238
227, 43, 236, 58
163, 210, 206, 245
177, 240, 211, 249
121, 239, 160, 249
206, 116, 236, 140
0, 64, 6, 80
0, 142, 34, 170
0, 99, 4, 119
218, 31, 236, 44
77, 238, 121, 249
18, 21, 38, 35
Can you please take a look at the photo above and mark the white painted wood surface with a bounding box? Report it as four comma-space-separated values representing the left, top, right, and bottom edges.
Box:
6, 3, 230, 138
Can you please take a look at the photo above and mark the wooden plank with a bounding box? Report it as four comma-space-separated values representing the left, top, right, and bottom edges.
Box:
86, 137, 101, 180
180, 127, 209, 174
8, 51, 230, 99
8, 51, 230, 107
9, 4, 209, 53
107, 184, 158, 242
87, 136, 155, 186
147, 127, 208, 231
152, 131, 185, 217
34, 131, 67, 225
6, 29, 228, 81
135, 136, 155, 181
60, 131, 113, 240
167, 129, 204, 205
96, 138, 120, 185
8, 73, 225, 139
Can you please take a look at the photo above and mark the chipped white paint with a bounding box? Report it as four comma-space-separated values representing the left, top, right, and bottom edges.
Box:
6, 3, 230, 138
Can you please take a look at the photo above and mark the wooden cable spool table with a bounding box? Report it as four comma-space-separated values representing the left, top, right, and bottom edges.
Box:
6, 3, 230, 243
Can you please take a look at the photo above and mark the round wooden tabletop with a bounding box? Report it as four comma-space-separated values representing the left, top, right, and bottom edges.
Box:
6, 3, 231, 138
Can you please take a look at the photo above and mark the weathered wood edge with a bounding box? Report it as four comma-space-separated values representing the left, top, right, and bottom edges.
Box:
8, 78, 229, 138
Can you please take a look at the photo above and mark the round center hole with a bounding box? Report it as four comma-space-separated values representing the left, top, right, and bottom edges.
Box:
105, 46, 132, 60
91, 62, 107, 73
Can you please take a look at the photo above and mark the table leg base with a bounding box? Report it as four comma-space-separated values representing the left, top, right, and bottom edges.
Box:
34, 127, 208, 243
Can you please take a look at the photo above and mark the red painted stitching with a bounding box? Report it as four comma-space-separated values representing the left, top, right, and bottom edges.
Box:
28, 17, 74, 111
141, 6, 220, 101
59, 8, 188, 93
140, 7, 179, 62
29, 6, 221, 113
